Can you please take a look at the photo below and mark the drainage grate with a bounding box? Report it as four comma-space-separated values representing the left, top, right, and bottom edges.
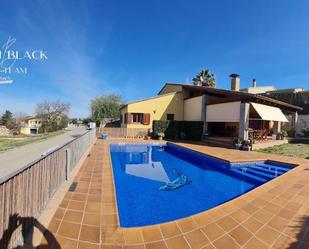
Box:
69, 182, 78, 192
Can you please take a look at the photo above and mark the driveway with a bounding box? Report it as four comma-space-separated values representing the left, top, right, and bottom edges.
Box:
0, 126, 88, 179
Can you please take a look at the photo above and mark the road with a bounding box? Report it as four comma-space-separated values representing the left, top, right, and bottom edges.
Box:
0, 126, 87, 179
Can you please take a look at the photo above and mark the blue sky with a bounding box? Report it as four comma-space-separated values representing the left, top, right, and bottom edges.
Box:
0, 0, 309, 117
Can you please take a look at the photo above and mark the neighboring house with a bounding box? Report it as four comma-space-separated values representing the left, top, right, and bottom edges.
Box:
241, 79, 309, 135
20, 116, 43, 135
263, 88, 309, 135
120, 74, 302, 140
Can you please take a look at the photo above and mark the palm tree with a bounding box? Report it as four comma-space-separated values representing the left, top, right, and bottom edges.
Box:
192, 69, 216, 88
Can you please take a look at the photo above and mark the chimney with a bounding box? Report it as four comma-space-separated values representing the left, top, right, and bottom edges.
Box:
230, 73, 240, 91
252, 79, 257, 88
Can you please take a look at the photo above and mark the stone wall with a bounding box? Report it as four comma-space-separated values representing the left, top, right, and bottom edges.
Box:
0, 125, 11, 136
282, 114, 309, 136
296, 115, 309, 135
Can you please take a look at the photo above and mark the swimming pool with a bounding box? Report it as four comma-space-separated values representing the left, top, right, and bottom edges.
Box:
110, 143, 292, 227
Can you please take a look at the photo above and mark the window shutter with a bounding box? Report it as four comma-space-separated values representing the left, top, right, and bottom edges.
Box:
127, 113, 132, 124
143, 113, 150, 125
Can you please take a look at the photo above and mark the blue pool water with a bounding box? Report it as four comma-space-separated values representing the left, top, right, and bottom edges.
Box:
110, 143, 292, 227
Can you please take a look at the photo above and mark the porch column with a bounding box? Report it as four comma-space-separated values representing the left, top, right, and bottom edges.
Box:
202, 94, 209, 134
239, 102, 250, 140
273, 121, 281, 134
291, 112, 298, 130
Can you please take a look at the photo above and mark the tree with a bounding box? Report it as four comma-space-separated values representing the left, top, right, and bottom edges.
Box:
70, 118, 78, 125
14, 112, 28, 123
35, 100, 70, 132
192, 69, 216, 88
0, 110, 16, 130
90, 94, 123, 124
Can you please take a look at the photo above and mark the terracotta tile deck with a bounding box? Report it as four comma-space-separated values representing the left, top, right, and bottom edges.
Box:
39, 139, 309, 249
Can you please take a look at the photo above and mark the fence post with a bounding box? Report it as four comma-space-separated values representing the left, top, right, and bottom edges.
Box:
65, 149, 70, 180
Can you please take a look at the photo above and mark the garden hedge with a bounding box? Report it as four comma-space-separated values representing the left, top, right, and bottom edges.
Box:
153, 120, 203, 140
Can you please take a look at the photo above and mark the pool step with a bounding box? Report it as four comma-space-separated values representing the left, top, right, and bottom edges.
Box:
232, 163, 290, 183
236, 167, 276, 180
249, 165, 286, 176
230, 168, 268, 183
254, 163, 290, 172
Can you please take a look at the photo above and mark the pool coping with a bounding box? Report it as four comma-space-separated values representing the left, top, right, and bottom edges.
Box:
40, 138, 309, 249
110, 141, 300, 229
168, 141, 300, 168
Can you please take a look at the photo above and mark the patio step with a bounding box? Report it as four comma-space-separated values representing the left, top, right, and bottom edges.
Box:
202, 137, 234, 149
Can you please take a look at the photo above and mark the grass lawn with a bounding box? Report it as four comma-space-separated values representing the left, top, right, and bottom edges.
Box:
0, 130, 67, 151
257, 140, 309, 159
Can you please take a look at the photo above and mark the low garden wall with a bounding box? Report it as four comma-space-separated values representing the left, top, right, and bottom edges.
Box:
0, 128, 96, 248
0, 126, 11, 136
100, 127, 149, 138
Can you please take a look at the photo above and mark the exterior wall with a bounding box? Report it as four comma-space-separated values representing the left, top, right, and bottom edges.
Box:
27, 118, 42, 127
159, 84, 183, 95
184, 96, 203, 121
241, 86, 276, 94
20, 127, 39, 135
120, 92, 184, 129
296, 115, 309, 135
206, 101, 241, 122
20, 127, 31, 135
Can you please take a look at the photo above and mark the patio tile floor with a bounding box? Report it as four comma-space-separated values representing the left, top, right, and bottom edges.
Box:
38, 139, 309, 248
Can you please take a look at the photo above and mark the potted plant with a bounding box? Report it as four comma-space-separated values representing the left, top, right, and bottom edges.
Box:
277, 131, 288, 140
157, 132, 165, 140
241, 140, 252, 151
288, 129, 295, 138
145, 129, 152, 140
277, 132, 283, 140
180, 131, 186, 140
281, 130, 288, 140
302, 127, 309, 137
233, 137, 242, 150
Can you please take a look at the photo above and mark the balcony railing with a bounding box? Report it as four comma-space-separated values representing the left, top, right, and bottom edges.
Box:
21, 124, 41, 129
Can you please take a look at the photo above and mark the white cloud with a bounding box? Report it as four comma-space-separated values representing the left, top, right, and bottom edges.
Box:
5, 1, 112, 118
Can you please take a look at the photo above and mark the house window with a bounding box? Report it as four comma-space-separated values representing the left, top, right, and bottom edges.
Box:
167, 113, 175, 121
132, 113, 143, 123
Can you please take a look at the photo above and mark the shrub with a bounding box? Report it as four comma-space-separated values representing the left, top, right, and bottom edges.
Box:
233, 137, 242, 145
281, 130, 288, 138
242, 140, 251, 146
152, 120, 203, 140
303, 127, 309, 137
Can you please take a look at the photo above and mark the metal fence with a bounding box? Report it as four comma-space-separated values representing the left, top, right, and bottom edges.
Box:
0, 128, 96, 248
100, 127, 149, 138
